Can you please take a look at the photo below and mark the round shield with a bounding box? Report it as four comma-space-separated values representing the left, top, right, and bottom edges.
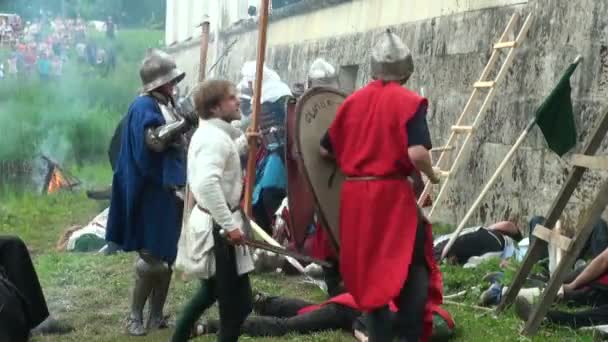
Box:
294, 87, 347, 250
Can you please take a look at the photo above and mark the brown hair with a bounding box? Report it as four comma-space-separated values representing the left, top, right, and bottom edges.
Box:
193, 79, 235, 119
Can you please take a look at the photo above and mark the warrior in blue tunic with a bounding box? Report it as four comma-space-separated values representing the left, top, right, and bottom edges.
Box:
105, 49, 196, 336
239, 62, 293, 231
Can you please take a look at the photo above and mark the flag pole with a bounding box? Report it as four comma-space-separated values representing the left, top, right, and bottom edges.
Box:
197, 18, 211, 82
440, 119, 536, 260
244, 0, 271, 217
441, 54, 584, 260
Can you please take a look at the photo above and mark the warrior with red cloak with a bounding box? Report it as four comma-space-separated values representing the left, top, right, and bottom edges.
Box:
320, 29, 442, 341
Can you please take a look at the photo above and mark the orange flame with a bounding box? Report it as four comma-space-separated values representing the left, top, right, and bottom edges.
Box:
47, 167, 67, 194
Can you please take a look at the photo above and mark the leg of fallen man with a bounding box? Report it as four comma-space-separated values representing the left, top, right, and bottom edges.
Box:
256, 295, 313, 317
546, 305, 608, 329
368, 305, 393, 342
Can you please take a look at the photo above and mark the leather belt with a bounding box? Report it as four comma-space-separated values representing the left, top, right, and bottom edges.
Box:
346, 175, 406, 181
196, 204, 241, 215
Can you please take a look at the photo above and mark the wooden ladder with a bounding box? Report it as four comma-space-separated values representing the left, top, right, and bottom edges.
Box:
496, 108, 608, 335
418, 12, 534, 218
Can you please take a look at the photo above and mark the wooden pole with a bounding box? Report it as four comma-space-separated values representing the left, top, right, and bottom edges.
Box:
198, 19, 210, 81
444, 300, 493, 312
498, 109, 608, 313
522, 179, 608, 335
182, 18, 211, 229
440, 119, 536, 260
244, 0, 271, 217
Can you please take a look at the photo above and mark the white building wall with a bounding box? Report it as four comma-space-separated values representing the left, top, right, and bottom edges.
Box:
165, 0, 250, 46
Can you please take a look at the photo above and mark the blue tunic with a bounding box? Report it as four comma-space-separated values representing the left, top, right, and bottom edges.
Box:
105, 96, 186, 263
252, 151, 287, 205
252, 98, 288, 206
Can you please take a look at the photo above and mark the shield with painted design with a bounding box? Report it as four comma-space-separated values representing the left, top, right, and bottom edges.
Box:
295, 87, 347, 250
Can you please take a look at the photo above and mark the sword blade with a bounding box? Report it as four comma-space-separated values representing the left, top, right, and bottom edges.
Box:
244, 239, 332, 268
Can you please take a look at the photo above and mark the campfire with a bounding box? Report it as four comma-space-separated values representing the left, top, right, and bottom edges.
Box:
42, 156, 80, 194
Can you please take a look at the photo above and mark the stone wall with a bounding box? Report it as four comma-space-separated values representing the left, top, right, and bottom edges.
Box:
168, 39, 211, 92
171, 0, 608, 234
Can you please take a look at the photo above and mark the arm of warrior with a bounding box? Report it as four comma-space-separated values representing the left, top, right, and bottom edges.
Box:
144, 118, 189, 152
407, 102, 437, 181
408, 146, 435, 180
487, 221, 519, 236
566, 248, 608, 290
234, 133, 248, 156
319, 131, 335, 159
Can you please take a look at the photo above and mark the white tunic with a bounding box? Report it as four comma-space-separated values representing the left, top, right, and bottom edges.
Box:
175, 118, 254, 279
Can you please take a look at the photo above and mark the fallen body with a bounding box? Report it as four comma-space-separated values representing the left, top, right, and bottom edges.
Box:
515, 246, 608, 328
433, 221, 523, 265
195, 292, 454, 340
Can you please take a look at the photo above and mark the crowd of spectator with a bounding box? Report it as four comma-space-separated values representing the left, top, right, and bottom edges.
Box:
0, 12, 117, 81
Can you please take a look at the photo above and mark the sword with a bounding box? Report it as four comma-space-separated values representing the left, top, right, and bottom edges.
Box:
219, 229, 333, 268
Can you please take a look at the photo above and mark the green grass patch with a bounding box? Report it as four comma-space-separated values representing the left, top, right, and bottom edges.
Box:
71, 161, 114, 189
0, 190, 600, 341
0, 191, 106, 253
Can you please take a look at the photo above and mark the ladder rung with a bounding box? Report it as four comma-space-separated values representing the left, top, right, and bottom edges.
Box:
532, 224, 572, 251
473, 81, 495, 88
571, 154, 608, 171
432, 167, 450, 178
451, 125, 474, 133
493, 41, 517, 49
430, 146, 454, 152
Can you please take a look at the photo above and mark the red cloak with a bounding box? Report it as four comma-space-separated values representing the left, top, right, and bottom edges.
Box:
298, 221, 446, 341
310, 220, 337, 261
328, 80, 434, 314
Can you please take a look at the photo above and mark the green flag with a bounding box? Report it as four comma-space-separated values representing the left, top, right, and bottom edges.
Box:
534, 61, 580, 157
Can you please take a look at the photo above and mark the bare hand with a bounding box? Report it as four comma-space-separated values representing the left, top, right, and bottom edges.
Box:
227, 229, 245, 245
429, 168, 441, 184
245, 128, 262, 145
320, 147, 334, 160
562, 283, 575, 293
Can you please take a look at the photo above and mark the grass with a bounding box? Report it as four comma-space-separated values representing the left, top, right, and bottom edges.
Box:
71, 161, 114, 188
0, 191, 106, 254
0, 177, 600, 341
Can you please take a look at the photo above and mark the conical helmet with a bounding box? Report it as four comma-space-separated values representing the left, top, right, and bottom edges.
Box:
139, 49, 185, 92
370, 29, 414, 82
308, 58, 338, 88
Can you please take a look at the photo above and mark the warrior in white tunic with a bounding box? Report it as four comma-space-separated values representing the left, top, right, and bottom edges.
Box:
172, 80, 257, 342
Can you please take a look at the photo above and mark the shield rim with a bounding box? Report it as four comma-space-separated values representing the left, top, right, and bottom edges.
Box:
294, 86, 348, 253
284, 95, 312, 250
